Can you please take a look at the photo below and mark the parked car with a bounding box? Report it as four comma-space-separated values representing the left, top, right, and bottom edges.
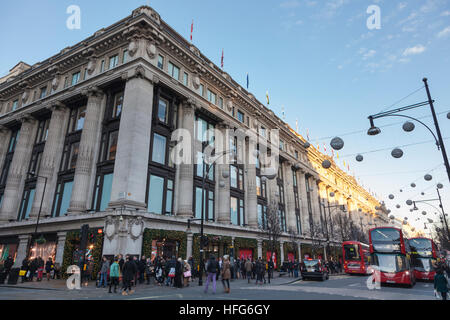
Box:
301, 259, 329, 281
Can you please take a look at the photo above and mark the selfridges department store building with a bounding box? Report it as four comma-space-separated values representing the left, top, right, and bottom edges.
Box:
0, 6, 388, 270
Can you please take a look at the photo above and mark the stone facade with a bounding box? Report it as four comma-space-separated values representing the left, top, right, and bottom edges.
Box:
0, 6, 389, 267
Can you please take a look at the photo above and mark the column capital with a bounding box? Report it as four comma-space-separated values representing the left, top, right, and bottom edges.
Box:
18, 234, 30, 242
81, 86, 104, 98
20, 113, 37, 124
48, 100, 67, 112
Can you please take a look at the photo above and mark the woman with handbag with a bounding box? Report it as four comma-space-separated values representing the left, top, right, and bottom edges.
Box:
183, 260, 191, 287
221, 255, 231, 294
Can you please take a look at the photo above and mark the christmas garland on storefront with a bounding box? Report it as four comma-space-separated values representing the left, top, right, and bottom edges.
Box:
262, 240, 280, 270
61, 231, 80, 279
141, 229, 187, 260
283, 242, 299, 260
91, 232, 104, 280
192, 234, 232, 267
233, 237, 257, 258
61, 230, 104, 280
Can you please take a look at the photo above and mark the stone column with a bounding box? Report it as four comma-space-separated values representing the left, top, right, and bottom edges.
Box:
30, 102, 69, 218
283, 162, 296, 233
55, 231, 67, 265
297, 170, 310, 235
0, 116, 38, 222
217, 123, 231, 224
14, 234, 30, 267
68, 87, 105, 215
257, 238, 263, 260
176, 99, 195, 217
246, 132, 258, 228
0, 126, 12, 177
186, 229, 193, 260
310, 177, 322, 225
298, 241, 302, 261
109, 71, 155, 209
280, 241, 285, 264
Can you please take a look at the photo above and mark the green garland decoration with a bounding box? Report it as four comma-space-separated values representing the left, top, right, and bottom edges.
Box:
262, 240, 280, 270
142, 229, 187, 260
61, 231, 80, 279
233, 237, 257, 258
192, 234, 232, 269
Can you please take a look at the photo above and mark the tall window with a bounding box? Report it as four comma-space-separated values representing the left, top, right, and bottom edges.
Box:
230, 196, 245, 226
52, 101, 86, 217
39, 86, 47, 99
219, 97, 224, 109
100, 60, 105, 73
194, 114, 216, 220
277, 164, 287, 232
109, 54, 119, 69
93, 85, 124, 212
183, 72, 189, 86
111, 91, 124, 118
122, 50, 128, 63
229, 136, 245, 226
11, 100, 18, 111
305, 174, 314, 226
207, 89, 217, 105
18, 186, 35, 221
0, 128, 20, 200
71, 72, 81, 86
256, 148, 268, 230
237, 110, 244, 123
146, 87, 178, 215
168, 62, 180, 80
292, 168, 301, 234
157, 55, 164, 69
156, 98, 169, 124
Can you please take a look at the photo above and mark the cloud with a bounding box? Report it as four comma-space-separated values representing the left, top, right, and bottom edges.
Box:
280, 1, 300, 8
437, 26, 450, 38
402, 45, 426, 56
398, 2, 407, 10
362, 50, 376, 60
442, 11, 450, 16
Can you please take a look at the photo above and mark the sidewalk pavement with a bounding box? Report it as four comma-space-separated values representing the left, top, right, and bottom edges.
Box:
0, 271, 347, 291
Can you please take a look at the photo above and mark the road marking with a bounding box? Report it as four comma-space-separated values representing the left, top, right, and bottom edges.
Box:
348, 283, 359, 287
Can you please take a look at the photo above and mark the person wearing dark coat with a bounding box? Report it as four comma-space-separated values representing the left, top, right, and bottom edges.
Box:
138, 256, 146, 284
45, 258, 54, 281
21, 258, 29, 283
434, 268, 449, 300
174, 258, 183, 288
165, 256, 177, 287
28, 258, 38, 282
122, 256, 137, 295
4, 256, 13, 274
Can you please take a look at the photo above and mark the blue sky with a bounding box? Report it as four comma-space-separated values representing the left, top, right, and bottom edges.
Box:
1, 0, 450, 233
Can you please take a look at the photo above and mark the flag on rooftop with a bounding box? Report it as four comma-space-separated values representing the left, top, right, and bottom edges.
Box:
266, 91, 270, 105
190, 20, 194, 42
246, 73, 249, 89
221, 49, 224, 69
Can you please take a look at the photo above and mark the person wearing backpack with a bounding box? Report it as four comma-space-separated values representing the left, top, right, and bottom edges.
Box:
204, 255, 218, 294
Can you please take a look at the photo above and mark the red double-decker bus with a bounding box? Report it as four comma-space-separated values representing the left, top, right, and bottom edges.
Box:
342, 241, 370, 275
369, 227, 416, 287
408, 237, 439, 281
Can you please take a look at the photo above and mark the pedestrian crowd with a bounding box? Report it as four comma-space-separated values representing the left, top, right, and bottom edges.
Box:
95, 254, 195, 296
0, 255, 62, 283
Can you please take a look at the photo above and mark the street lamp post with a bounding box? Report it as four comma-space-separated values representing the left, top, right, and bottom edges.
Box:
411, 188, 449, 243
367, 78, 450, 185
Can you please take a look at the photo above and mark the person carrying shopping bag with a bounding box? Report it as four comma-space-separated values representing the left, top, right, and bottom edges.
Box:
221, 255, 231, 294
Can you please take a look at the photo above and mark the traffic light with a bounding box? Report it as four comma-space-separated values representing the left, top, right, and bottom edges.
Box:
201, 235, 209, 247
80, 224, 89, 252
